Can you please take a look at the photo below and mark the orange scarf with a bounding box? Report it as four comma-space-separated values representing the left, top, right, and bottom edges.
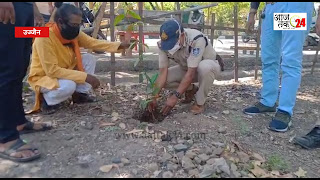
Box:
45, 22, 84, 71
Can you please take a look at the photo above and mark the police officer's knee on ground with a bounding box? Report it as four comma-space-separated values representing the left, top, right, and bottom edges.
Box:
149, 19, 224, 115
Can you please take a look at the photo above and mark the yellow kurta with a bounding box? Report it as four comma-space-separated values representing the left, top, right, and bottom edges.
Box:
28, 29, 121, 112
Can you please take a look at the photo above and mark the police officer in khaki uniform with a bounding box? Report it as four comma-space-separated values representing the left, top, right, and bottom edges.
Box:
149, 19, 223, 115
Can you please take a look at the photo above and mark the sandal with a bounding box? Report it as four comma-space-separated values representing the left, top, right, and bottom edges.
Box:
40, 96, 59, 115
72, 92, 96, 104
19, 121, 52, 135
0, 139, 41, 162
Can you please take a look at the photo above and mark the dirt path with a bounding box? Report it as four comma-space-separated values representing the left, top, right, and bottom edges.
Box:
1, 73, 319, 178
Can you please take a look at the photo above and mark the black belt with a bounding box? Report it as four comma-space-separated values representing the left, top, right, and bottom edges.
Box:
188, 34, 208, 54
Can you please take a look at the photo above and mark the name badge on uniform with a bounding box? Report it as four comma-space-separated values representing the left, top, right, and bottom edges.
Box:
192, 48, 200, 56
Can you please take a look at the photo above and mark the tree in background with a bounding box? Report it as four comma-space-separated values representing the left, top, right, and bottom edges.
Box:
88, 2, 265, 35
118, 2, 265, 28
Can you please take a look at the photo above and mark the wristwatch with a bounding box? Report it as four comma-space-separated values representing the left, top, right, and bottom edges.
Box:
172, 90, 182, 99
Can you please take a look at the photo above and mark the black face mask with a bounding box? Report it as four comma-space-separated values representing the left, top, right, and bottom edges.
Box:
60, 21, 80, 40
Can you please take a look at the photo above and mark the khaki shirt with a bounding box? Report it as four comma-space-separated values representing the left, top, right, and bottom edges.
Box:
158, 28, 217, 70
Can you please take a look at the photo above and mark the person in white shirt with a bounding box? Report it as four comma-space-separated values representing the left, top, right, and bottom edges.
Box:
35, 2, 53, 23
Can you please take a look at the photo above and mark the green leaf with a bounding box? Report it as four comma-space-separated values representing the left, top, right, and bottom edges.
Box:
127, 23, 136, 31
139, 99, 152, 110
134, 53, 145, 68
139, 100, 146, 109
129, 41, 137, 50
144, 72, 152, 84
127, 10, 141, 20
150, 73, 158, 84
139, 54, 144, 62
124, 7, 128, 15
130, 38, 138, 43
144, 99, 153, 109
114, 14, 125, 26
134, 58, 141, 68
146, 81, 155, 92
146, 86, 153, 94
142, 43, 149, 49
152, 87, 161, 96
136, 21, 144, 26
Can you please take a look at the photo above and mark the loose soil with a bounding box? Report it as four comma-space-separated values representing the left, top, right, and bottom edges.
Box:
1, 73, 319, 178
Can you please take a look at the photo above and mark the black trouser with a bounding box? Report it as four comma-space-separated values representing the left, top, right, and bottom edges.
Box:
0, 2, 34, 143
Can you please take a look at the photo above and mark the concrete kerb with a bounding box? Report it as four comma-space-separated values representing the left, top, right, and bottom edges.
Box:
95, 54, 320, 73
217, 35, 240, 39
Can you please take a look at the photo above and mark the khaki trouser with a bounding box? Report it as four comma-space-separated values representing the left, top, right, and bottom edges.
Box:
165, 59, 221, 105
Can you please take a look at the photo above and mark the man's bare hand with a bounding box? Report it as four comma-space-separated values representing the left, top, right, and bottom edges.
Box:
85, 74, 100, 89
216, 54, 224, 71
147, 98, 157, 112
118, 42, 131, 50
34, 14, 44, 27
161, 95, 178, 116
33, 2, 45, 27
246, 13, 255, 34
0, 2, 15, 24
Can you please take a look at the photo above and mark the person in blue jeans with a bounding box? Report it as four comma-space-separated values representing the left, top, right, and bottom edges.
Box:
244, 2, 314, 132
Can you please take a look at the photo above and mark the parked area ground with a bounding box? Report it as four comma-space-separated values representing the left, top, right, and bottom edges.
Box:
1, 37, 319, 178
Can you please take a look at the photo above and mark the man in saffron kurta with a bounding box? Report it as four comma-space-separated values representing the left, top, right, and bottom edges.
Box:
28, 4, 129, 114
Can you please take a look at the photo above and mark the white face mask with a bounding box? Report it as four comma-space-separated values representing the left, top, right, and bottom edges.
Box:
168, 40, 181, 55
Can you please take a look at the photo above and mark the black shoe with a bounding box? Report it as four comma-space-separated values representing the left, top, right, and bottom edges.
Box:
40, 97, 59, 115
243, 102, 277, 115
72, 92, 96, 104
293, 126, 320, 149
268, 109, 292, 132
